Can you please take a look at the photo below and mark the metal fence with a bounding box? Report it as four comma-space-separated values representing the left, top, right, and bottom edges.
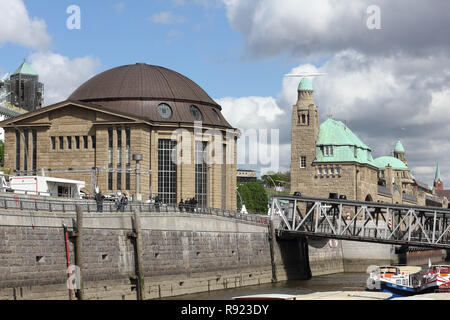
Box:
0, 194, 270, 225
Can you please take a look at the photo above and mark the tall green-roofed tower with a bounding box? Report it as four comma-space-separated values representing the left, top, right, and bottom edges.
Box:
9, 59, 44, 111
291, 78, 319, 193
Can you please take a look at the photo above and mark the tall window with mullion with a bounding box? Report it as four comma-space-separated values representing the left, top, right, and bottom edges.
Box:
158, 139, 177, 204
15, 130, 20, 171
108, 128, 113, 190
23, 129, 29, 172
125, 128, 131, 190
32, 130, 37, 175
195, 141, 208, 208
116, 128, 122, 190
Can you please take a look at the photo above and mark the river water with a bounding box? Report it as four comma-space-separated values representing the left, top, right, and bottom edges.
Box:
165, 273, 369, 300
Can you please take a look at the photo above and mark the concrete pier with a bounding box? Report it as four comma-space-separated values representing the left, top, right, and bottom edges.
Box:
0, 210, 317, 300
0, 209, 445, 300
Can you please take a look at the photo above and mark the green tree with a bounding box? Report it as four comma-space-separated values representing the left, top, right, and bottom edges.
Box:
237, 182, 268, 214
262, 171, 290, 188
261, 171, 291, 196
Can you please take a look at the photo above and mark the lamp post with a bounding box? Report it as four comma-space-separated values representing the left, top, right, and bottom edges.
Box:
236, 188, 248, 214
133, 154, 143, 202
266, 175, 277, 190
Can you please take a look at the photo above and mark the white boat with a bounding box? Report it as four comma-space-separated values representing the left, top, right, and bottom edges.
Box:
420, 265, 450, 293
366, 266, 423, 297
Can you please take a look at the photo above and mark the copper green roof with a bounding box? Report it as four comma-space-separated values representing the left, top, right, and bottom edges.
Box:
12, 59, 38, 76
316, 119, 371, 150
374, 156, 409, 170
394, 140, 405, 153
315, 118, 377, 166
435, 163, 442, 182
298, 78, 313, 91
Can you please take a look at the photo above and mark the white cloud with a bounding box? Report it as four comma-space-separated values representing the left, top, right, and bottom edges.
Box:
150, 11, 187, 24
0, 0, 51, 50
414, 89, 450, 125
217, 96, 285, 173
222, 0, 450, 59
218, 96, 284, 128
29, 52, 101, 105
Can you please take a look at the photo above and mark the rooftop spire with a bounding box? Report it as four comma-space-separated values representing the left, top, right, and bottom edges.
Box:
12, 58, 38, 76
435, 163, 442, 183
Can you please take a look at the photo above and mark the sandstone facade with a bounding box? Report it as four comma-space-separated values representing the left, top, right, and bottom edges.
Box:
1, 101, 237, 210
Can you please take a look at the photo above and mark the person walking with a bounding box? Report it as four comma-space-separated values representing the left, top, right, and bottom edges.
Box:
192, 197, 198, 213
185, 198, 191, 212
115, 192, 122, 212
120, 192, 129, 212
154, 194, 161, 212
178, 199, 184, 212
188, 198, 195, 213
95, 191, 105, 213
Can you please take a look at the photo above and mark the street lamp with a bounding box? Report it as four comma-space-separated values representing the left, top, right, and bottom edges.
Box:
236, 188, 247, 214
266, 175, 277, 189
133, 154, 143, 202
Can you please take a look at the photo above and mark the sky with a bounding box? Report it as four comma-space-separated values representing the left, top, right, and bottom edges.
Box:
1, 0, 450, 186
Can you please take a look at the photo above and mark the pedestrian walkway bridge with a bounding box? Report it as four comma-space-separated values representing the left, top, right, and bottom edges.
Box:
270, 195, 450, 249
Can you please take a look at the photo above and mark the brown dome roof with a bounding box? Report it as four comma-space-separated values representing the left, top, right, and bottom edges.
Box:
70, 63, 219, 108
68, 63, 233, 128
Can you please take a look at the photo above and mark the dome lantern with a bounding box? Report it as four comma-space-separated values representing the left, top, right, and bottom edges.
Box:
298, 78, 313, 91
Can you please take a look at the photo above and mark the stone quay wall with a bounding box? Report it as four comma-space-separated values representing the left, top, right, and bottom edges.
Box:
0, 210, 343, 300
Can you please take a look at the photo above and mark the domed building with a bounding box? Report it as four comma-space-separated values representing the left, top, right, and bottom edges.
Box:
0, 63, 238, 209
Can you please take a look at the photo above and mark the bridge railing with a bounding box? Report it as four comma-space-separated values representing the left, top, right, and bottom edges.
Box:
0, 193, 270, 225
270, 195, 450, 249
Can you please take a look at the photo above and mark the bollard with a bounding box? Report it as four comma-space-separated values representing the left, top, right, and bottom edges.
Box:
129, 210, 145, 300
268, 220, 278, 283
72, 206, 85, 300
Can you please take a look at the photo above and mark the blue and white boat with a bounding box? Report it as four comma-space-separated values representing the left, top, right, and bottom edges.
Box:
366, 266, 423, 297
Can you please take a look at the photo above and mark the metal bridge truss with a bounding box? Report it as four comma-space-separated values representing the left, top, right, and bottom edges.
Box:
270, 195, 450, 249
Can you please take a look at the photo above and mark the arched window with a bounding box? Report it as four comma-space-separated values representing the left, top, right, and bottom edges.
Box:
157, 103, 173, 119
212, 108, 220, 121
190, 105, 202, 121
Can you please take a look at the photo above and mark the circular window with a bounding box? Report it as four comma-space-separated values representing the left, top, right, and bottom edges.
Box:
212, 108, 220, 121
190, 105, 202, 121
157, 103, 172, 119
